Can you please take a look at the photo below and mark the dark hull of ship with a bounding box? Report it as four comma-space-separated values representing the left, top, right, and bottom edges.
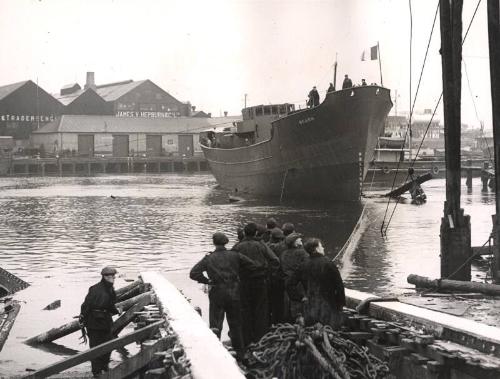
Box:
202, 86, 393, 201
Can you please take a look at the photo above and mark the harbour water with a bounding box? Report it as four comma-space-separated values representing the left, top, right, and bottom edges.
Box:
0, 173, 496, 375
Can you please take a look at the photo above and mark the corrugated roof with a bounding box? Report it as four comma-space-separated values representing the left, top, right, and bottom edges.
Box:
95, 80, 147, 102
52, 88, 104, 106
33, 115, 242, 134
0, 81, 29, 101
53, 90, 85, 105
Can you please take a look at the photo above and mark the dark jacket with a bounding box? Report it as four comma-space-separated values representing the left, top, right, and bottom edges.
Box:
80, 279, 119, 331
233, 237, 279, 281
268, 240, 287, 260
288, 253, 346, 310
280, 246, 309, 282
189, 247, 258, 286
342, 78, 353, 89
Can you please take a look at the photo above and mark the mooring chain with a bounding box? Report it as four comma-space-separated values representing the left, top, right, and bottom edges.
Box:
244, 322, 390, 379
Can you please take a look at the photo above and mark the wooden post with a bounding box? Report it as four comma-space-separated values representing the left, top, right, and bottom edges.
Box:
24, 321, 165, 379
487, 0, 500, 282
439, 0, 471, 281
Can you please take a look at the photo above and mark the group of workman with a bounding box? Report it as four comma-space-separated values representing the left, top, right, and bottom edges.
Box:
78, 219, 346, 376
189, 218, 346, 361
307, 74, 369, 108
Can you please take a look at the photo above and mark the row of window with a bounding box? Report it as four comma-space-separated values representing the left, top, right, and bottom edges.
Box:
243, 104, 295, 119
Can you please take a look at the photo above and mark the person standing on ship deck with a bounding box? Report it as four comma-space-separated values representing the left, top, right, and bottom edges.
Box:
342, 74, 353, 89
308, 86, 320, 107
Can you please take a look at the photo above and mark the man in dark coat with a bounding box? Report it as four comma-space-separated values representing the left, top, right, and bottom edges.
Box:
342, 74, 353, 89
281, 222, 295, 237
80, 266, 120, 377
190, 232, 257, 360
308, 86, 320, 107
233, 222, 279, 345
267, 227, 287, 324
327, 83, 335, 93
280, 233, 309, 322
288, 238, 346, 328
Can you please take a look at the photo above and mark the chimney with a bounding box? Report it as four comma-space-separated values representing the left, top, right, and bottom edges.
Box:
224, 111, 228, 117
191, 106, 196, 112
84, 72, 96, 90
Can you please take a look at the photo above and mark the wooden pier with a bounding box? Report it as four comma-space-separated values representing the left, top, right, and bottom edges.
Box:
2, 156, 209, 177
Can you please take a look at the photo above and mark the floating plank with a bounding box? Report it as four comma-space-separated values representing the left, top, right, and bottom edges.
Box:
99, 337, 175, 379
0, 301, 21, 352
141, 271, 245, 379
407, 274, 500, 296
385, 172, 433, 198
25, 292, 154, 345
24, 320, 165, 379
43, 300, 61, 311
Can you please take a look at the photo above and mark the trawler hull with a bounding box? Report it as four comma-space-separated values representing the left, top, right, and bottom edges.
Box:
202, 86, 393, 201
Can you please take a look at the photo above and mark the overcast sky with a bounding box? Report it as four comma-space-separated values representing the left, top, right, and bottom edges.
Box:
0, 0, 492, 128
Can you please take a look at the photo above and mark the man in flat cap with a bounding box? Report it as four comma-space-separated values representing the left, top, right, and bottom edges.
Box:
80, 266, 120, 377
190, 232, 258, 361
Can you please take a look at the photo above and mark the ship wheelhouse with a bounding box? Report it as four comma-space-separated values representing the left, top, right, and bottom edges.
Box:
200, 103, 295, 149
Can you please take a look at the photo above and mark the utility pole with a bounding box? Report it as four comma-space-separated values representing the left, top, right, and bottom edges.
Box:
439, 0, 471, 280
487, 0, 500, 282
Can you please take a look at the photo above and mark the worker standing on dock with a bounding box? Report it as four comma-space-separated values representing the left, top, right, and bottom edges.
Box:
79, 266, 121, 377
233, 222, 280, 345
189, 232, 257, 361
267, 227, 287, 324
288, 238, 346, 328
281, 232, 309, 322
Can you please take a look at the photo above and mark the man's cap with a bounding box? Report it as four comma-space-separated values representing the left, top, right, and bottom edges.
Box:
266, 217, 278, 229
101, 266, 117, 276
285, 232, 303, 246
212, 232, 229, 245
271, 227, 284, 240
282, 222, 295, 236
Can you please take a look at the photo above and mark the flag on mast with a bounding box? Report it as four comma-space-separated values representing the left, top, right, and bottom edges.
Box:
361, 45, 378, 61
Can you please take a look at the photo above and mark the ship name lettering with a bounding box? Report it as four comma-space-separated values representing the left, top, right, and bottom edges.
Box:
298, 116, 315, 125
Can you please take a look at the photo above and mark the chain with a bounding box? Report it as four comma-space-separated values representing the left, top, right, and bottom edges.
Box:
244, 320, 389, 379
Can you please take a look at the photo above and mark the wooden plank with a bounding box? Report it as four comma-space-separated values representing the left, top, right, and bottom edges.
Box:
24, 320, 165, 379
141, 271, 245, 379
99, 337, 175, 379
0, 302, 20, 352
111, 294, 152, 336
115, 280, 143, 300
25, 292, 154, 345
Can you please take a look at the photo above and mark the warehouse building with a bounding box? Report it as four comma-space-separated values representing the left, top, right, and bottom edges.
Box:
31, 115, 240, 157
54, 84, 110, 115
0, 80, 63, 142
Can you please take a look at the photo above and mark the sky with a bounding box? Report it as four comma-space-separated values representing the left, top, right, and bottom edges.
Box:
0, 0, 492, 128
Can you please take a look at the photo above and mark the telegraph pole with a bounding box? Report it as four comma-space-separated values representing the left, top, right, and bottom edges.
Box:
439, 0, 471, 280
487, 0, 500, 282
